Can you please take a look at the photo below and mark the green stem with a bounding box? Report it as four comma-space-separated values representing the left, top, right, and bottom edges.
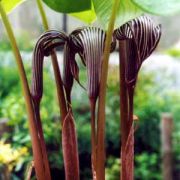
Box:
36, 0, 49, 30
36, 0, 68, 121
96, 0, 120, 179
0, 2, 51, 180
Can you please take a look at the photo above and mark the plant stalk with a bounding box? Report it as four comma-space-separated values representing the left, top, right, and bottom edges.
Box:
96, 0, 120, 179
90, 98, 97, 179
0, 2, 51, 180
119, 41, 129, 180
36, 0, 49, 30
50, 51, 68, 120
119, 41, 134, 180
119, 41, 129, 151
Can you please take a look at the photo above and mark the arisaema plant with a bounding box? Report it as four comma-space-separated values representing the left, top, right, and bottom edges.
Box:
0, 0, 179, 180
114, 15, 161, 180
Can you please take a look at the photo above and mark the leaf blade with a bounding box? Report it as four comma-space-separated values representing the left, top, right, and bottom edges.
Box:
93, 0, 143, 29
132, 0, 180, 16
42, 0, 91, 13
70, 8, 96, 24
1, 0, 26, 14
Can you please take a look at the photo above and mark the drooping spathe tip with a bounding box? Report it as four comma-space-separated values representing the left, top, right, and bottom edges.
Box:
114, 15, 161, 87
69, 26, 116, 101
31, 30, 68, 102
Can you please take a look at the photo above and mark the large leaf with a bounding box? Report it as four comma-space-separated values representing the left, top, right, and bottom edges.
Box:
132, 0, 180, 15
92, 0, 143, 29
42, 0, 91, 13
0, 0, 26, 14
70, 3, 96, 24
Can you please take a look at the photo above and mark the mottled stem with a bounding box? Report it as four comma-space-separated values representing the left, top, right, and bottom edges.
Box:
90, 98, 97, 179
32, 101, 51, 179
119, 41, 129, 180
119, 41, 134, 180
50, 51, 68, 121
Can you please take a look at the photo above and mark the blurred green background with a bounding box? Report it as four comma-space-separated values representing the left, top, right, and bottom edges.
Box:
0, 0, 180, 179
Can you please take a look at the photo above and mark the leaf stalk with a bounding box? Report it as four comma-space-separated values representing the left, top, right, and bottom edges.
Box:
96, 0, 120, 179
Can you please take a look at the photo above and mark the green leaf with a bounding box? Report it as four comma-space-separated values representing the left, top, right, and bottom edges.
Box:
70, 4, 96, 24
92, 0, 143, 29
42, 0, 91, 13
0, 0, 26, 14
132, 0, 180, 16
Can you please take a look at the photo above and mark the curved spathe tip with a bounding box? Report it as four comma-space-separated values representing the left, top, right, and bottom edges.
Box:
114, 15, 162, 86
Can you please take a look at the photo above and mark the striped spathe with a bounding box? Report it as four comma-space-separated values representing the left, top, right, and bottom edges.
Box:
114, 15, 161, 87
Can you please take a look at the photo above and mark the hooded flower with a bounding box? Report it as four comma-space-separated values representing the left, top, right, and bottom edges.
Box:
70, 27, 106, 101
31, 30, 68, 103
114, 15, 161, 87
